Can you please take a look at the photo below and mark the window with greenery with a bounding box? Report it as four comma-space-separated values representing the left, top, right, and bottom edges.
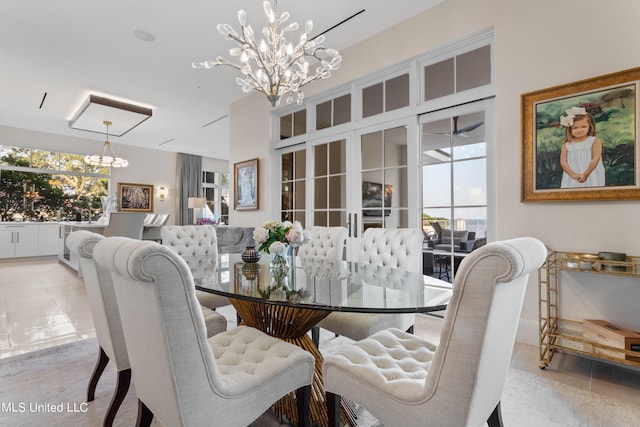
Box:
0, 145, 109, 222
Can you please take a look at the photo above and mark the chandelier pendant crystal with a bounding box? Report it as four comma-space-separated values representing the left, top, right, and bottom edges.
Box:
84, 120, 129, 168
192, 0, 342, 107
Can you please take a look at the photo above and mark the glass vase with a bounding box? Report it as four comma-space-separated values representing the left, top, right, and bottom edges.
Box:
270, 252, 290, 287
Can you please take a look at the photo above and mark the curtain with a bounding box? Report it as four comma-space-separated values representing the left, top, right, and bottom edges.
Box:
177, 153, 202, 225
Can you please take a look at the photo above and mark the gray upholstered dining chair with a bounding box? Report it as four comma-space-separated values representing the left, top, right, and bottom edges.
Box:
102, 212, 146, 239
92, 236, 315, 427
316, 227, 424, 345
66, 230, 227, 427
323, 237, 547, 427
296, 226, 348, 347
161, 224, 231, 311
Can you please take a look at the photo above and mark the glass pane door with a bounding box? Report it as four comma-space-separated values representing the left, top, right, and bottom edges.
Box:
312, 138, 348, 228
421, 104, 488, 281
361, 126, 409, 232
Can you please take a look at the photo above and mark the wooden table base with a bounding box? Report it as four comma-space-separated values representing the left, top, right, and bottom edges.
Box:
232, 299, 357, 427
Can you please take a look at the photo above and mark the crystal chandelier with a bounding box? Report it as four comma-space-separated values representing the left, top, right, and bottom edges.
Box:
84, 121, 129, 168
192, 0, 342, 107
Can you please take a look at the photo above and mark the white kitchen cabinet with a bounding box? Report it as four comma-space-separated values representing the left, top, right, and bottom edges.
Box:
0, 224, 38, 258
38, 223, 60, 256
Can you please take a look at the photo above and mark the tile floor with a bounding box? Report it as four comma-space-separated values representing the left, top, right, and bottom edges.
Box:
2, 256, 640, 410
0, 257, 96, 359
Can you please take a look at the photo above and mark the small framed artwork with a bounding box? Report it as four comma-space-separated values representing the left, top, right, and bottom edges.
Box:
521, 67, 640, 202
118, 182, 154, 212
234, 158, 259, 210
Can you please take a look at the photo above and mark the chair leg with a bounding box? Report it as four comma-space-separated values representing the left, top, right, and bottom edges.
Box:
135, 399, 154, 427
487, 401, 504, 427
311, 326, 320, 348
295, 385, 311, 427
405, 325, 414, 334
87, 346, 109, 402
103, 369, 131, 427
326, 392, 341, 427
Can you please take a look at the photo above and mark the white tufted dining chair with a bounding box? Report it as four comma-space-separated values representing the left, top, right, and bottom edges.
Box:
297, 226, 347, 260
323, 237, 547, 427
296, 226, 348, 346
316, 227, 424, 344
161, 225, 230, 311
66, 230, 227, 427
93, 236, 315, 427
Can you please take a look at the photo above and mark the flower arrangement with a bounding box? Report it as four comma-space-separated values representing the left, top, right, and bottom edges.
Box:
252, 220, 309, 254
197, 217, 218, 225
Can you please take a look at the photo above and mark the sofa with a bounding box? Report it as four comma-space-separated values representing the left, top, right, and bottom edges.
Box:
213, 226, 255, 253
428, 222, 478, 253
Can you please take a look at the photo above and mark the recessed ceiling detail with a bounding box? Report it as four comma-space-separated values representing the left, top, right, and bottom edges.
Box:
68, 95, 152, 137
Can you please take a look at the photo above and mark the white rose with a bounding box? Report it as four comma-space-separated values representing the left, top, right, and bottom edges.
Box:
253, 227, 268, 244
281, 220, 293, 229
269, 241, 286, 255
287, 229, 303, 243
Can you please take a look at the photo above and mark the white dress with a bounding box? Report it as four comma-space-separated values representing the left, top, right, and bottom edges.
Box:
560, 136, 606, 188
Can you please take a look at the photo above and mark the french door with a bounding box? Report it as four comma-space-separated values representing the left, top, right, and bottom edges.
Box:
419, 99, 493, 278
278, 118, 417, 259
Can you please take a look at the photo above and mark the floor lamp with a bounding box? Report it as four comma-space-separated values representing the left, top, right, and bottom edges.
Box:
188, 197, 206, 225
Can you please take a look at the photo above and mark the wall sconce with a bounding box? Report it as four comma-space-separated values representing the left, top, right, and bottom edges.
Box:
158, 186, 167, 201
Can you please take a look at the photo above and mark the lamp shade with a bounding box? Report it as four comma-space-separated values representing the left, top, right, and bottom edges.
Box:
188, 197, 206, 209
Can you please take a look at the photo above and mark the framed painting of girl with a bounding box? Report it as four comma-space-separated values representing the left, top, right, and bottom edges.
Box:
521, 67, 640, 202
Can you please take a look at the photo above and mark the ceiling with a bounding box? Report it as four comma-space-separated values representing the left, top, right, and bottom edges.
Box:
0, 1, 443, 160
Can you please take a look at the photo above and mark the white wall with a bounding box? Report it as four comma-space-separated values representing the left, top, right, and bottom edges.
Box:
229, 0, 640, 345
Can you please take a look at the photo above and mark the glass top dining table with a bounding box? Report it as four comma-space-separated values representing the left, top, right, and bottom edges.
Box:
188, 252, 452, 427
190, 253, 452, 314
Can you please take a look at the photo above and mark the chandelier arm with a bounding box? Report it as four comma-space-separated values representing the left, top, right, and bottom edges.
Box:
197, 0, 341, 106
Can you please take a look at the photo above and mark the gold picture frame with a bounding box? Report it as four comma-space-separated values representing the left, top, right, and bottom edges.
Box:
118, 182, 154, 212
521, 67, 640, 202
234, 158, 258, 211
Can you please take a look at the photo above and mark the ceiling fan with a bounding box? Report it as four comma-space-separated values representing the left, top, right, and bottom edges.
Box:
426, 116, 484, 138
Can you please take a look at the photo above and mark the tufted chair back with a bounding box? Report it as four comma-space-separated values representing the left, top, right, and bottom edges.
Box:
358, 228, 424, 274
313, 227, 423, 346
297, 226, 347, 261
92, 236, 314, 427
161, 225, 230, 310
161, 225, 218, 257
